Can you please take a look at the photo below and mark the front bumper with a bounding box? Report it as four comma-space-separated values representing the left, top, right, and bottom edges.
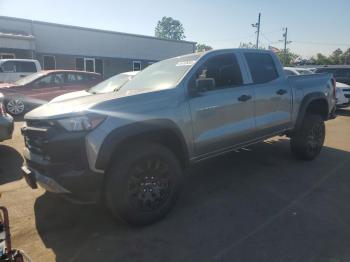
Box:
0, 114, 14, 142
22, 148, 104, 194
21, 165, 70, 193
21, 120, 104, 196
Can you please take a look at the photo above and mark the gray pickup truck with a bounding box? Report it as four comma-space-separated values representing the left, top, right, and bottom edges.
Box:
21, 49, 336, 225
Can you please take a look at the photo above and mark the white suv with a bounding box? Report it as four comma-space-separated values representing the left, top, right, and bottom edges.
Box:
0, 59, 41, 83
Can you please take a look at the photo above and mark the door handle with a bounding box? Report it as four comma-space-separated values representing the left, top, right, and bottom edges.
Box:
276, 89, 287, 95
20, 75, 26, 77
238, 94, 252, 102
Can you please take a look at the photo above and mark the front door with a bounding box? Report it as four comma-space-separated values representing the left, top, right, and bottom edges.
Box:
28, 73, 64, 103
188, 53, 255, 157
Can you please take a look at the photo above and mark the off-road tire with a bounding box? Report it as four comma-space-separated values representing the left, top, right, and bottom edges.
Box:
105, 142, 183, 226
290, 114, 325, 160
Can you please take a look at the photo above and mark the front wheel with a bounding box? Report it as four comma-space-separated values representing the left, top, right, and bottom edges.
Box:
290, 114, 325, 160
105, 142, 183, 226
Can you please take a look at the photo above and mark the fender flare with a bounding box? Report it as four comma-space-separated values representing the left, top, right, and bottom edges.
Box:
294, 92, 329, 131
95, 119, 190, 170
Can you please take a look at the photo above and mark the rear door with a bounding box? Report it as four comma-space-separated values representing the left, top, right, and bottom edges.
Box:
61, 72, 90, 93
244, 52, 292, 137
13, 61, 38, 82
188, 52, 255, 156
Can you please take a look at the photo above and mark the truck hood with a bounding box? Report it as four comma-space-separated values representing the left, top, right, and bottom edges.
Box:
49, 90, 91, 103
25, 87, 174, 120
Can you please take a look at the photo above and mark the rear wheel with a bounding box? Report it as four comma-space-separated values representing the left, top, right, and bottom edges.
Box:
290, 114, 325, 160
6, 99, 25, 116
105, 142, 183, 225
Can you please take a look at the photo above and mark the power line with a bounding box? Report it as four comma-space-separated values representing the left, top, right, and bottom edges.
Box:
292, 40, 350, 46
206, 34, 256, 43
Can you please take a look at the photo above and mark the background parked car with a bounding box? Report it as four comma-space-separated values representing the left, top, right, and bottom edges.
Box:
0, 93, 13, 142
284, 67, 313, 75
335, 82, 350, 108
315, 66, 350, 85
0, 70, 102, 116
0, 59, 41, 83
50, 71, 138, 103
284, 66, 350, 108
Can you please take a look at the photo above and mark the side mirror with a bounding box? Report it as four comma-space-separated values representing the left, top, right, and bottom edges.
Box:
196, 78, 215, 92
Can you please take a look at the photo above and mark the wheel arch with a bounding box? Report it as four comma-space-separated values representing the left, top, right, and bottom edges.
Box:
295, 92, 329, 131
95, 119, 190, 171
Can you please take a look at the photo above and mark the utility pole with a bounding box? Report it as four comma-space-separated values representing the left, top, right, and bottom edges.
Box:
283, 27, 288, 65
252, 13, 261, 49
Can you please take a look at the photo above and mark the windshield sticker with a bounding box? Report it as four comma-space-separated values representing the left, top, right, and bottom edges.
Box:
176, 60, 196, 67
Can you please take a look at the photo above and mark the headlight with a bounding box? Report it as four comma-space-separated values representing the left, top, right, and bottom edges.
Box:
56, 114, 106, 132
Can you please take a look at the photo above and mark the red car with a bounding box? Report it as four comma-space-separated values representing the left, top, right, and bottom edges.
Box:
0, 70, 102, 115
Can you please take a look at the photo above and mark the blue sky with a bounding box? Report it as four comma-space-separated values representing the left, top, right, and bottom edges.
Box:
0, 0, 349, 58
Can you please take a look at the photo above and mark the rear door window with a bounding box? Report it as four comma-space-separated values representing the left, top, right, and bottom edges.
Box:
15, 61, 37, 72
52, 73, 65, 85
66, 73, 84, 84
245, 53, 279, 84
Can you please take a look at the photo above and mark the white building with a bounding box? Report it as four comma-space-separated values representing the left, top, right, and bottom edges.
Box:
0, 16, 196, 77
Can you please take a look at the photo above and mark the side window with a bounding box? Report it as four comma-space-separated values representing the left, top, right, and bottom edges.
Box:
194, 54, 243, 91
15, 61, 37, 73
2, 61, 15, 72
66, 73, 84, 84
52, 73, 65, 85
32, 75, 52, 88
245, 53, 279, 84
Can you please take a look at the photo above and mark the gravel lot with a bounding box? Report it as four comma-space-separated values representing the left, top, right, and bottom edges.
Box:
1, 109, 350, 262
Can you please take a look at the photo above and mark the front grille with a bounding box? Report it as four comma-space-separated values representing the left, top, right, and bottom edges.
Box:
23, 127, 49, 154
345, 94, 350, 99
342, 88, 350, 92
23, 119, 88, 170
22, 120, 55, 155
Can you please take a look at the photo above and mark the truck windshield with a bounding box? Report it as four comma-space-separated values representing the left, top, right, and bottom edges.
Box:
120, 54, 201, 92
89, 73, 135, 94
14, 72, 45, 85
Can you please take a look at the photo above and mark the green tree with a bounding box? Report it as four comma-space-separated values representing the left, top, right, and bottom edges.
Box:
313, 53, 332, 65
341, 48, 350, 64
275, 49, 299, 66
196, 43, 213, 52
155, 16, 185, 40
329, 48, 344, 64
